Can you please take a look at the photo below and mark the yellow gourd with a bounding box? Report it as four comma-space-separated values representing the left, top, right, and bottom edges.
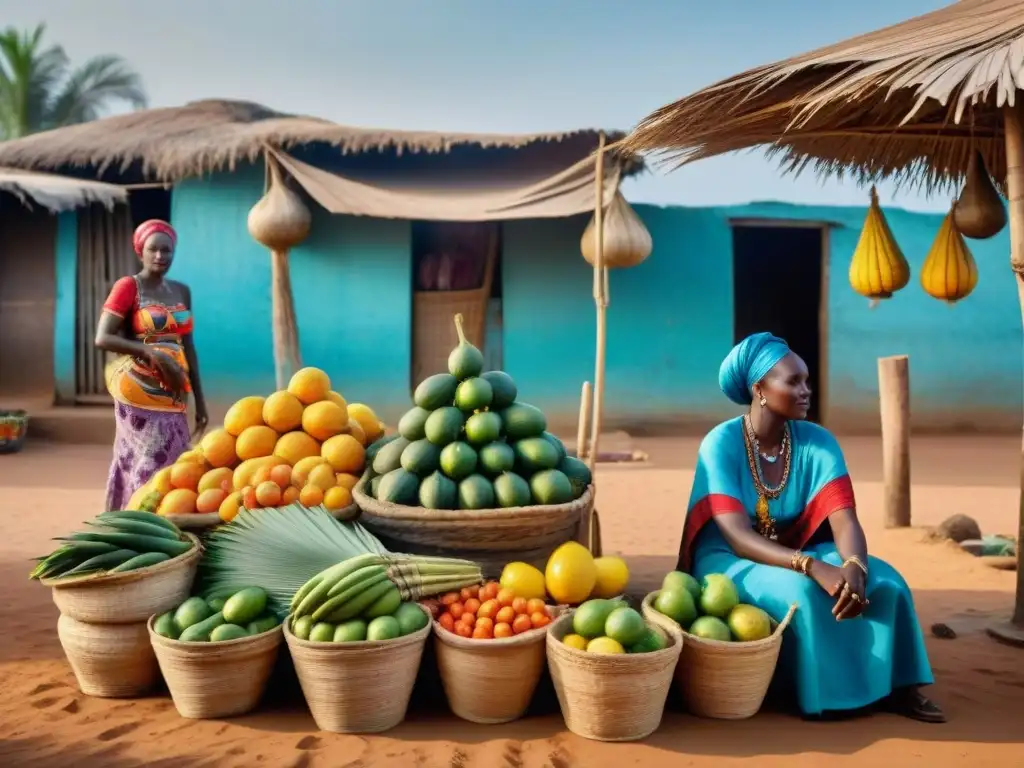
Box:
580, 191, 653, 269
920, 207, 978, 304
952, 149, 1006, 240
848, 187, 911, 307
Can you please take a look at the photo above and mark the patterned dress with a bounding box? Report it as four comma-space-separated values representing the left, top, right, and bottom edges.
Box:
102, 275, 194, 511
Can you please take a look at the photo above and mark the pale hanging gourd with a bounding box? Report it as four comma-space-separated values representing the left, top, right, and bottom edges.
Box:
848, 187, 911, 307
952, 149, 1006, 240
920, 206, 978, 304
580, 191, 652, 269
247, 156, 312, 388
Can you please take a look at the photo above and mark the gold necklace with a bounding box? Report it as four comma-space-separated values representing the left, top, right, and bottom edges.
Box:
742, 415, 792, 540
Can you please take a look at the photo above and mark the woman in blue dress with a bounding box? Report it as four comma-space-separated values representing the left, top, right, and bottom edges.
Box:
678, 332, 944, 722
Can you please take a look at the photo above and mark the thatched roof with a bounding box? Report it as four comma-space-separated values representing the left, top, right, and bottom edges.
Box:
622, 0, 1024, 193
0, 98, 635, 182
0, 168, 126, 212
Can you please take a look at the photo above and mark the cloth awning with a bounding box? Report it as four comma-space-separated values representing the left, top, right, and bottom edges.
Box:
0, 168, 127, 212
269, 146, 622, 222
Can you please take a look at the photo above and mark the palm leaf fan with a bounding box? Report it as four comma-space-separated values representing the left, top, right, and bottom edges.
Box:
196, 503, 389, 616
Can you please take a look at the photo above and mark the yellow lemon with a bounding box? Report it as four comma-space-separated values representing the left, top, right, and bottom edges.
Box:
562, 633, 588, 651
544, 541, 597, 605
499, 561, 547, 601
586, 636, 625, 654
591, 556, 630, 599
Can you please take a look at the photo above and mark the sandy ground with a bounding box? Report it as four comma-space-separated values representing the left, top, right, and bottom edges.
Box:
1, 435, 1022, 767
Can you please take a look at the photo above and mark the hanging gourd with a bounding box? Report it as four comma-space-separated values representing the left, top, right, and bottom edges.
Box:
580, 190, 652, 269
920, 206, 978, 304
848, 187, 911, 307
953, 149, 1006, 240
247, 154, 312, 389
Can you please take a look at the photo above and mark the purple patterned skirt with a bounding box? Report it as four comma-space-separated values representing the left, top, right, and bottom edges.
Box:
105, 402, 191, 512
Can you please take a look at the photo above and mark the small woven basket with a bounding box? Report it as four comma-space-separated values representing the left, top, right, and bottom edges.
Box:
432, 607, 556, 724
148, 618, 283, 719
354, 475, 593, 578
0, 409, 28, 454
283, 605, 431, 733
546, 610, 682, 742
43, 533, 201, 624
57, 613, 159, 698
641, 591, 796, 720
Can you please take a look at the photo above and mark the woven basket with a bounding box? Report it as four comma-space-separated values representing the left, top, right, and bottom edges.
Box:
0, 409, 28, 454
432, 607, 555, 724
43, 533, 201, 623
57, 613, 159, 698
283, 605, 431, 733
641, 591, 796, 720
546, 610, 682, 742
148, 617, 283, 719
354, 477, 594, 578
163, 503, 359, 531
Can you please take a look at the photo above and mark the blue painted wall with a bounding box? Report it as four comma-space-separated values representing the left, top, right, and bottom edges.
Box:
53, 211, 78, 404
168, 163, 413, 419
50, 172, 1019, 432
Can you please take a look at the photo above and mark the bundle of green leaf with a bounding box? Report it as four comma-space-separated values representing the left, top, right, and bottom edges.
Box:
30, 511, 193, 580
197, 504, 483, 617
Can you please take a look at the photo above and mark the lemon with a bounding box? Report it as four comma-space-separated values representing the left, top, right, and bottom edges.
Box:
562, 633, 588, 651
500, 561, 547, 600
592, 556, 630, 599
586, 636, 625, 654
544, 541, 597, 604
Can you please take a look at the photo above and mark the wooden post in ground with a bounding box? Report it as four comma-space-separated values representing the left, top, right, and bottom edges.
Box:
878, 354, 910, 528
576, 381, 592, 459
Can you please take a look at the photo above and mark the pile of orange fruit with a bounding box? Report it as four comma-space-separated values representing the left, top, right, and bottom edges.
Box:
435, 581, 552, 640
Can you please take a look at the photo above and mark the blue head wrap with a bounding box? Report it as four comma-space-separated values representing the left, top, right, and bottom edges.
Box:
718, 332, 792, 405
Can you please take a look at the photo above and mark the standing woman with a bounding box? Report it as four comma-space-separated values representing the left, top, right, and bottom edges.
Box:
95, 219, 208, 511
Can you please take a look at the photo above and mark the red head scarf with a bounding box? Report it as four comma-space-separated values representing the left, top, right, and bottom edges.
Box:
133, 219, 177, 255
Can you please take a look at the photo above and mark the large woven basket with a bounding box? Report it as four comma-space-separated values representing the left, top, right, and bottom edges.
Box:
354, 476, 594, 578
641, 591, 796, 720
43, 533, 201, 624
546, 610, 682, 742
57, 613, 159, 698
432, 606, 556, 724
148, 617, 283, 719
283, 605, 431, 733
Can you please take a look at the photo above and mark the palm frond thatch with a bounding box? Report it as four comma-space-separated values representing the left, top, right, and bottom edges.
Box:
0, 166, 126, 211
622, 0, 1024, 193
0, 97, 637, 182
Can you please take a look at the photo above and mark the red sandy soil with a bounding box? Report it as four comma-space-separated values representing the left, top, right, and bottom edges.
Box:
1, 435, 1021, 767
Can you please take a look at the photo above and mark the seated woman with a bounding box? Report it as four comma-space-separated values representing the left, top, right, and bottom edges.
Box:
677, 332, 943, 723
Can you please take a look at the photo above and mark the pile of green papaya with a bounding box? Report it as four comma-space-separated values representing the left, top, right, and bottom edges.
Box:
363, 314, 592, 510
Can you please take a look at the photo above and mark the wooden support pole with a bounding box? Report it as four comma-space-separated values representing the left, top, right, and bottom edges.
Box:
878, 355, 910, 528
577, 381, 592, 459
588, 133, 608, 474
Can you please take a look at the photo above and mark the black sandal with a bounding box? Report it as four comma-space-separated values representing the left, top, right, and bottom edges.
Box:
887, 687, 947, 723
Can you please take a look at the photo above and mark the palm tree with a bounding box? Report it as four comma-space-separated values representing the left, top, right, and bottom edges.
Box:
0, 23, 146, 140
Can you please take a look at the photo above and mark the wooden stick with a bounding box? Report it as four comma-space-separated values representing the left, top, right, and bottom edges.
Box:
270, 249, 302, 389
1004, 103, 1024, 626
878, 354, 910, 528
577, 381, 592, 460
588, 133, 608, 474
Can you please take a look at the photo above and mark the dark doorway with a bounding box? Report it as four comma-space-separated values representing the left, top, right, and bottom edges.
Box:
731, 224, 824, 423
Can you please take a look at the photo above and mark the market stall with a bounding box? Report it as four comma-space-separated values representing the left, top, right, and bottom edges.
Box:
621, 0, 1024, 648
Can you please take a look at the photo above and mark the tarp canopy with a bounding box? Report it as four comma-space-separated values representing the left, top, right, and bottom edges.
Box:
270, 146, 622, 221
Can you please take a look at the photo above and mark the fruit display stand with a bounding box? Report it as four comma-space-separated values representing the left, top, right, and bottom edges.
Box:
642, 591, 796, 720
283, 604, 432, 733
43, 533, 201, 698
546, 611, 681, 742
354, 476, 594, 579
148, 618, 284, 719
432, 605, 559, 724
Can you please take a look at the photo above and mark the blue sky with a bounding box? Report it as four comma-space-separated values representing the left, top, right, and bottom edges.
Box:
1, 0, 953, 211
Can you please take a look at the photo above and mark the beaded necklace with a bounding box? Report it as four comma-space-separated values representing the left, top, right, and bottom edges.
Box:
741, 414, 793, 540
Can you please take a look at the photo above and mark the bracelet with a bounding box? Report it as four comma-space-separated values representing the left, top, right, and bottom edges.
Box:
790, 551, 813, 575
842, 556, 868, 575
